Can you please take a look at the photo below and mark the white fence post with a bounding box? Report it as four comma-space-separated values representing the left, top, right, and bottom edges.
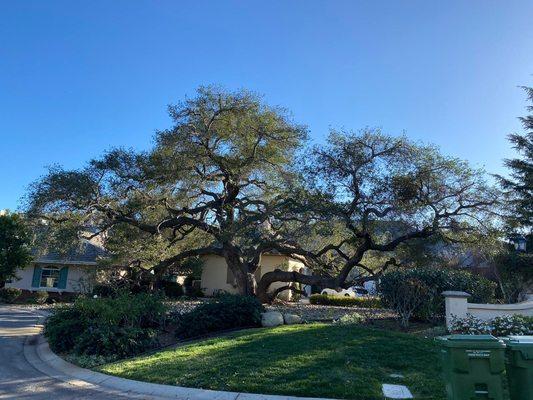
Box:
442, 291, 471, 329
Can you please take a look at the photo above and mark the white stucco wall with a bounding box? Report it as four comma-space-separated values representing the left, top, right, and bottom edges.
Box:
443, 291, 533, 328
200, 254, 305, 300
6, 263, 96, 293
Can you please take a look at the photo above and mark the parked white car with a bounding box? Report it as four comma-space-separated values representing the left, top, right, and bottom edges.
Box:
320, 285, 369, 298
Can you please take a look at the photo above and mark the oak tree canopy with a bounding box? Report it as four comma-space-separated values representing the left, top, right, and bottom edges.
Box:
27, 86, 498, 301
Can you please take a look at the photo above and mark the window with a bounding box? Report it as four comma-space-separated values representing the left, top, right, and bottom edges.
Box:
40, 266, 60, 288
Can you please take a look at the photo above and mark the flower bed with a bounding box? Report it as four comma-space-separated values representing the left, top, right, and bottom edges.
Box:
449, 314, 533, 336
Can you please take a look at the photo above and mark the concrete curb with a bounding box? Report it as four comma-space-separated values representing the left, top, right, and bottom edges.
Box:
22, 309, 334, 400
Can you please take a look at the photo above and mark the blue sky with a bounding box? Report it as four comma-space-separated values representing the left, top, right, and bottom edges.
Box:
1, 1, 532, 210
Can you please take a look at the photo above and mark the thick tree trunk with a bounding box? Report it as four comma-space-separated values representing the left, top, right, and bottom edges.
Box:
232, 268, 258, 296
222, 247, 258, 296
256, 269, 337, 304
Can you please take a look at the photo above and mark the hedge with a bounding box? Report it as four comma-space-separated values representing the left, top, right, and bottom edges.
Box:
173, 294, 264, 339
309, 294, 382, 308
45, 292, 167, 358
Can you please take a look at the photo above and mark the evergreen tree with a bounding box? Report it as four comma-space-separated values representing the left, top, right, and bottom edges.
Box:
497, 87, 533, 234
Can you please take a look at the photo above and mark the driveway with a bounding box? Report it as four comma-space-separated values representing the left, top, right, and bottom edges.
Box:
0, 305, 130, 399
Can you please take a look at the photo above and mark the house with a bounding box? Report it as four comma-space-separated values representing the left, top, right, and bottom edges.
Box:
200, 253, 306, 300
5, 239, 105, 295
6, 236, 307, 300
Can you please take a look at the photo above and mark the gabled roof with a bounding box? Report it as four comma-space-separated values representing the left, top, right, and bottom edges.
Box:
33, 240, 107, 265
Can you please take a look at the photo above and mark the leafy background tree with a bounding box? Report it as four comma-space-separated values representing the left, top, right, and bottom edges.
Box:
0, 211, 32, 287
257, 129, 499, 300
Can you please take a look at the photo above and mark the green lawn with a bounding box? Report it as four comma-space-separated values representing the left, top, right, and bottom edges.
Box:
98, 323, 448, 399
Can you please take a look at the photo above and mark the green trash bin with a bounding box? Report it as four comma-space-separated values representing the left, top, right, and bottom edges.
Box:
503, 335, 533, 400
437, 334, 506, 400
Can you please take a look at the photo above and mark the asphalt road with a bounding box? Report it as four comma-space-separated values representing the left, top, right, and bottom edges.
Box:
0, 305, 126, 400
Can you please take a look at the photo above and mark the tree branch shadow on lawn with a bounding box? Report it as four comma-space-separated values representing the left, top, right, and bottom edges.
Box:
99, 323, 447, 400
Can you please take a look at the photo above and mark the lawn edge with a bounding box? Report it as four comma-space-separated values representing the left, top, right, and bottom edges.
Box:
23, 308, 338, 400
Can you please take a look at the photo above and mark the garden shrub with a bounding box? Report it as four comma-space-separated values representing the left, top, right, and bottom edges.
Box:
333, 313, 365, 325
183, 275, 195, 288
380, 267, 496, 323
45, 292, 166, 357
162, 281, 184, 298
309, 294, 382, 308
384, 277, 429, 328
33, 290, 49, 304
0, 287, 22, 303
73, 325, 158, 358
449, 314, 491, 335
494, 251, 533, 303
45, 307, 86, 353
449, 314, 533, 336
185, 279, 204, 297
174, 294, 264, 339
92, 283, 118, 298
491, 315, 533, 336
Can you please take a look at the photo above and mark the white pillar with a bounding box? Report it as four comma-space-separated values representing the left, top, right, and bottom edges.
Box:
442, 291, 471, 329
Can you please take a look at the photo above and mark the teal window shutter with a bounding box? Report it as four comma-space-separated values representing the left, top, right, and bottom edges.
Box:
31, 265, 42, 288
58, 266, 69, 289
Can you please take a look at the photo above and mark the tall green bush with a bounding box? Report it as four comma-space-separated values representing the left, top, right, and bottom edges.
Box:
380, 267, 496, 323
495, 251, 533, 303
174, 294, 264, 339
45, 292, 166, 357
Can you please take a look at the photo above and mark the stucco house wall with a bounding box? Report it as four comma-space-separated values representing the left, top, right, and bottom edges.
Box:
5, 238, 104, 294
200, 254, 305, 300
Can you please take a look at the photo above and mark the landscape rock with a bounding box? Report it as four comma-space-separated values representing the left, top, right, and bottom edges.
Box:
261, 311, 284, 327
283, 313, 303, 325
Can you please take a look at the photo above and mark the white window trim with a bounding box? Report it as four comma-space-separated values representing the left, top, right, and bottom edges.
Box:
40, 265, 61, 289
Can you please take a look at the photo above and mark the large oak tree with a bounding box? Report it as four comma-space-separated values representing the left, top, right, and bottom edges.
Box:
26, 87, 498, 301
256, 130, 499, 300
27, 87, 307, 297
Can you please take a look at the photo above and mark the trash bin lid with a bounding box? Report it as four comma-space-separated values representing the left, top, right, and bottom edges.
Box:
507, 336, 533, 343
506, 336, 533, 359
438, 334, 505, 348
